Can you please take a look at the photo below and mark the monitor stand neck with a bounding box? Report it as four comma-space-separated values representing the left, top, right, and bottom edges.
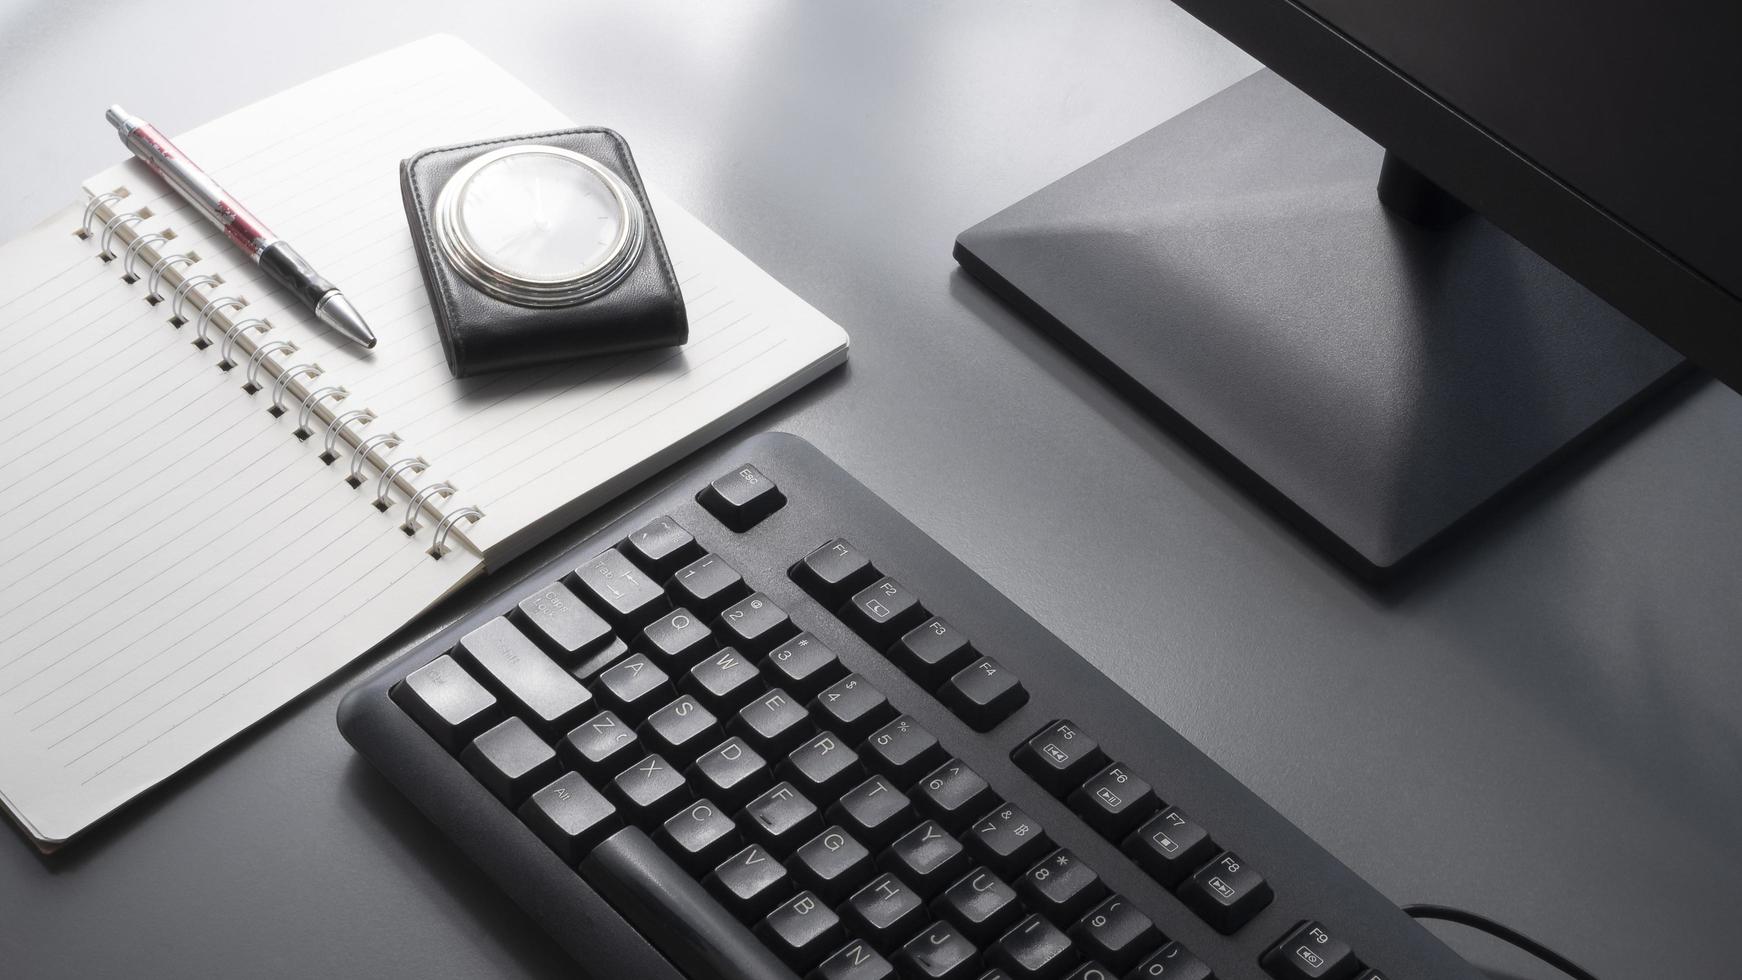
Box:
1376, 151, 1469, 227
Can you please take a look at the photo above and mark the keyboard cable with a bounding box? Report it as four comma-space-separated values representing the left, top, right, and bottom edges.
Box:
1403, 904, 1599, 980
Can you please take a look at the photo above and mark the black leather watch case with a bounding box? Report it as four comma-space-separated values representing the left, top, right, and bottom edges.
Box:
400, 128, 686, 378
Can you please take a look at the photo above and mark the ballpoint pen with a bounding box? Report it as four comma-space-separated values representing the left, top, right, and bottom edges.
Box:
105, 104, 377, 349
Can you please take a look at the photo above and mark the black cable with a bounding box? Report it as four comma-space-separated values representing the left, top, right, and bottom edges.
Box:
1403, 904, 1599, 980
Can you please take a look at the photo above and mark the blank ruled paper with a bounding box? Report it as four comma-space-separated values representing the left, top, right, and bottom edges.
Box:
0, 36, 846, 847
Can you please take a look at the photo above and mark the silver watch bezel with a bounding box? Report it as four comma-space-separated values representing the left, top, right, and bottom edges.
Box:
433, 144, 646, 308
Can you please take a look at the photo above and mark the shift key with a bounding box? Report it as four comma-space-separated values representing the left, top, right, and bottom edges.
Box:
457, 617, 594, 736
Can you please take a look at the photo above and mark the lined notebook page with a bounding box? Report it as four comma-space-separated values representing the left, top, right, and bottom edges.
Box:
82, 35, 850, 562
2, 36, 845, 845
0, 208, 481, 847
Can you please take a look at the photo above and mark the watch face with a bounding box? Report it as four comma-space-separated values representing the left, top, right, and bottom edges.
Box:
434, 145, 645, 307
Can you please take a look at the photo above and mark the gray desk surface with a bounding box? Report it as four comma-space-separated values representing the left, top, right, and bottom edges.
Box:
2, 3, 1737, 977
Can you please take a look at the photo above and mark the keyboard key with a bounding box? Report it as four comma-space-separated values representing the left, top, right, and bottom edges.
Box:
967, 803, 1052, 877
579, 827, 797, 980
558, 709, 642, 779
1020, 849, 1106, 926
1014, 720, 1108, 796
669, 553, 752, 617
844, 872, 929, 951
639, 694, 723, 763
460, 717, 560, 806
740, 780, 822, 855
455, 618, 594, 736
1262, 921, 1361, 980
865, 714, 947, 786
827, 774, 915, 848
915, 759, 998, 831
641, 607, 717, 668
781, 731, 866, 799
734, 688, 815, 756
575, 548, 670, 627
716, 592, 797, 656
934, 867, 1022, 944
686, 646, 763, 710
1069, 895, 1162, 974
1068, 764, 1159, 841
704, 842, 790, 922
895, 921, 980, 980
890, 617, 976, 685
1355, 972, 1390, 980
1129, 942, 1213, 979
513, 582, 614, 664
1123, 808, 1217, 889
656, 798, 742, 873
518, 771, 621, 864
883, 820, 971, 897
812, 673, 896, 742
757, 890, 844, 971
791, 825, 876, 903
687, 736, 771, 810
608, 753, 692, 824
840, 576, 928, 647
813, 939, 897, 980
1179, 850, 1273, 934
566, 636, 630, 683
392, 654, 501, 753
790, 538, 881, 607
1066, 964, 1115, 980
621, 515, 703, 580
699, 463, 787, 531
593, 652, 674, 720
766, 633, 848, 698
943, 656, 1027, 731
988, 913, 1078, 980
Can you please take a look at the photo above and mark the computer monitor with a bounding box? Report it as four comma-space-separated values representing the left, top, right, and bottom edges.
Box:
956, 2, 1740, 577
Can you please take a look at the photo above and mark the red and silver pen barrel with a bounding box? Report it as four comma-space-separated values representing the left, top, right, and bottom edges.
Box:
105, 105, 376, 349
107, 106, 275, 256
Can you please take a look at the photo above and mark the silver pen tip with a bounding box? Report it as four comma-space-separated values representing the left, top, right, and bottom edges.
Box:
316, 293, 377, 349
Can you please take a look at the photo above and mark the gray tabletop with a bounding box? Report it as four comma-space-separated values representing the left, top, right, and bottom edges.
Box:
3, 3, 1737, 978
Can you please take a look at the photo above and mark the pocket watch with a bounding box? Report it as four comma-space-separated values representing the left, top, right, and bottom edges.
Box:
432, 144, 646, 307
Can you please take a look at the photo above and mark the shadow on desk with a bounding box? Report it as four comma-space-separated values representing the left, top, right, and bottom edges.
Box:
949, 265, 1742, 854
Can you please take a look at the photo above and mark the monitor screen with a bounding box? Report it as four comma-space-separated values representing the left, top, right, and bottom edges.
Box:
1173, 0, 1742, 388
1303, 0, 1738, 301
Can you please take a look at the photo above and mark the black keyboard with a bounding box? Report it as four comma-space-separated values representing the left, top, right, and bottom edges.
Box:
339, 433, 1482, 980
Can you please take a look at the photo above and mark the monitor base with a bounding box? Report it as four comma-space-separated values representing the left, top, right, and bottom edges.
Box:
955, 70, 1686, 579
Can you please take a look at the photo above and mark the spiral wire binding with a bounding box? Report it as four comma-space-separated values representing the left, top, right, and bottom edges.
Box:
170, 274, 223, 323
122, 233, 169, 280
78, 188, 485, 558
376, 458, 428, 509
146, 253, 195, 300
350, 432, 403, 486
324, 408, 377, 460
246, 339, 298, 390
195, 296, 246, 346
271, 364, 322, 414
296, 385, 348, 436
220, 316, 271, 367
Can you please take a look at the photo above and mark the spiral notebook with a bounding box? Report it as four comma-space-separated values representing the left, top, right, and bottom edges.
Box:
0, 36, 848, 849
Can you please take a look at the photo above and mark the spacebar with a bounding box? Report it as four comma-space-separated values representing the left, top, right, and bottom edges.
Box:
579, 827, 799, 980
